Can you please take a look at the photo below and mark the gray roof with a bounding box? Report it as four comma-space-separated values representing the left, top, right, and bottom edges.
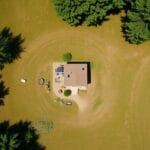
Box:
64, 64, 88, 87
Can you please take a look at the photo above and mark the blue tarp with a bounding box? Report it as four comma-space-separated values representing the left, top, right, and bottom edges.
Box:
55, 66, 64, 72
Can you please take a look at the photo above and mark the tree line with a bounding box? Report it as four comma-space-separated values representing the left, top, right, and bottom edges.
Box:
0, 28, 45, 150
0, 27, 24, 107
52, 0, 150, 44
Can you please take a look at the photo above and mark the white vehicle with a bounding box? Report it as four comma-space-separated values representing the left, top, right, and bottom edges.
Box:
65, 101, 72, 106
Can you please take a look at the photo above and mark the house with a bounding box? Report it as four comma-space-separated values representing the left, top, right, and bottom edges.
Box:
53, 62, 90, 96
64, 63, 88, 90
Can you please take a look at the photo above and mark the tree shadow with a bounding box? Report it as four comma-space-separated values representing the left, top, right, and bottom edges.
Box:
0, 120, 46, 150
0, 27, 25, 65
123, 1, 132, 13
107, 8, 122, 16
0, 64, 4, 70
87, 17, 110, 27
0, 75, 9, 106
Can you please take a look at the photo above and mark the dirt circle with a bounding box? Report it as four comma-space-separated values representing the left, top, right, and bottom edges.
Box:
12, 29, 119, 127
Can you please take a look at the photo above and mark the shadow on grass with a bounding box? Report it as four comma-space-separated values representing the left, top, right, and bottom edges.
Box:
0, 75, 9, 106
0, 120, 46, 150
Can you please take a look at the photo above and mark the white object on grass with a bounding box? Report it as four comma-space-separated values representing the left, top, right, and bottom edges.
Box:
65, 101, 72, 106
20, 78, 27, 83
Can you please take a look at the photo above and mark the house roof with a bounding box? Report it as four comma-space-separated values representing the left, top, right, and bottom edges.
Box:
64, 63, 88, 87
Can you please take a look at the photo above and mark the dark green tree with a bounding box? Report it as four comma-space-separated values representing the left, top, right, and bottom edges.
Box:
0, 75, 9, 106
0, 121, 45, 150
0, 133, 20, 150
53, 0, 125, 26
53, 0, 150, 44
24, 130, 34, 144
112, 0, 125, 9
0, 27, 24, 68
123, 0, 150, 44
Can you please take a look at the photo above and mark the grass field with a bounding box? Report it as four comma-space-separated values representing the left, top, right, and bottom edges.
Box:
0, 0, 150, 150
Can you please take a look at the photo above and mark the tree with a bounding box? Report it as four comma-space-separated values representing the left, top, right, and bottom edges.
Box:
53, 0, 150, 44
0, 133, 20, 150
0, 75, 9, 106
0, 134, 8, 150
24, 130, 33, 144
123, 0, 150, 44
112, 0, 125, 9
52, 0, 125, 26
0, 27, 24, 68
0, 121, 45, 150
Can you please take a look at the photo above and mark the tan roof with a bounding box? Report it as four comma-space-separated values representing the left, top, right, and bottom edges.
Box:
64, 64, 88, 87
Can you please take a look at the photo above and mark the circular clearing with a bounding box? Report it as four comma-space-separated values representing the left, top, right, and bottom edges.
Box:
3, 29, 119, 127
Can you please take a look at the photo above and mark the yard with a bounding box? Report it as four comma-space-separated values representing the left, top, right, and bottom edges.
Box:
0, 0, 150, 150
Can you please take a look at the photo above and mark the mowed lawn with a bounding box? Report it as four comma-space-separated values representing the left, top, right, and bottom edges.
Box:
0, 0, 150, 150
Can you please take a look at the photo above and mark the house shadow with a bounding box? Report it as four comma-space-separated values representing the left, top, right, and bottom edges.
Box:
0, 120, 46, 150
0, 75, 9, 106
67, 61, 91, 84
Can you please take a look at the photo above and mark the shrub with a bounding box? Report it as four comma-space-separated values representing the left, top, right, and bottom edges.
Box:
63, 52, 72, 62
64, 89, 72, 97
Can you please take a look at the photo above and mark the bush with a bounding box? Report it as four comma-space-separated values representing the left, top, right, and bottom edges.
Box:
64, 89, 72, 97
63, 52, 72, 62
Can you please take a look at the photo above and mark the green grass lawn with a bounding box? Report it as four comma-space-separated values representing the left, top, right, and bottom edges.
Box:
0, 0, 150, 150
